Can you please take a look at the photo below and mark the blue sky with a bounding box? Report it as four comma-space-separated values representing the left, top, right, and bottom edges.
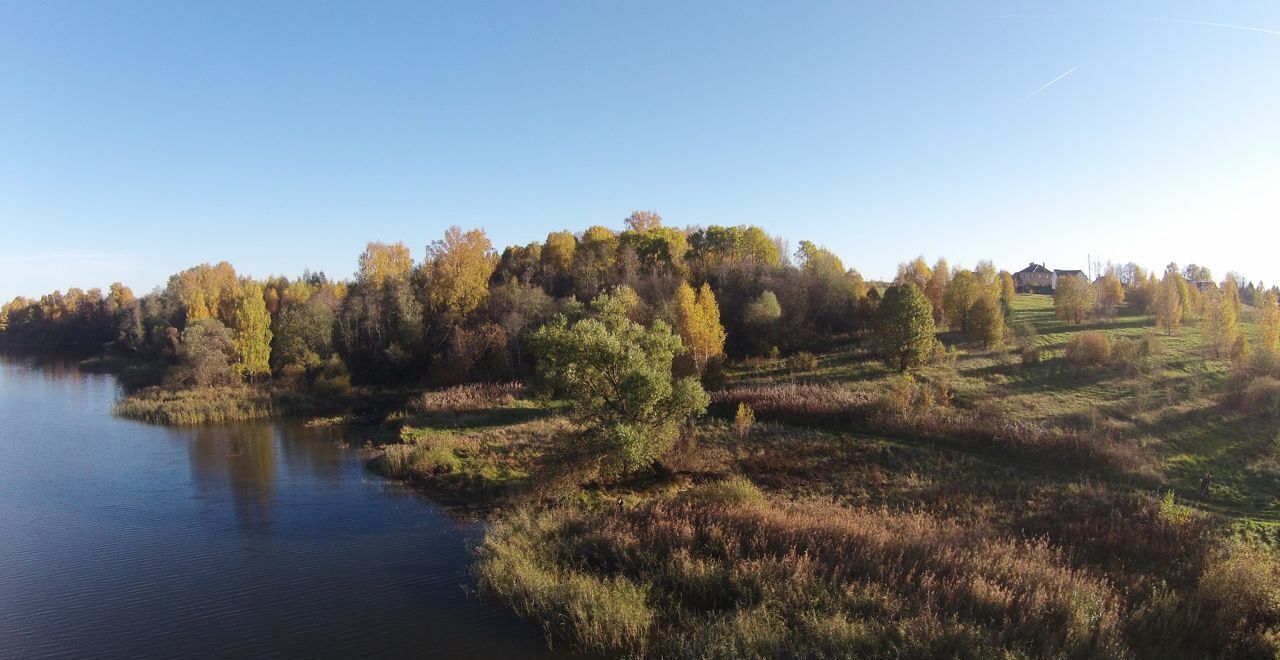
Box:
2, 1, 1278, 301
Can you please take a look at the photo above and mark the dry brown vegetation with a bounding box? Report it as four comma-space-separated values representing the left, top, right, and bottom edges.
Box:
477, 478, 1276, 659
711, 382, 1150, 475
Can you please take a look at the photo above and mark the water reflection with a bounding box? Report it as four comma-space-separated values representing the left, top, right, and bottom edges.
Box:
0, 352, 566, 659
189, 424, 278, 531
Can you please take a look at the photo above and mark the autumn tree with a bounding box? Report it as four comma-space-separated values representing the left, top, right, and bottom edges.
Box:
686, 225, 781, 279
674, 282, 727, 374
1201, 286, 1238, 359
231, 281, 273, 380
422, 226, 499, 324
530, 289, 710, 475
357, 242, 413, 289
167, 262, 239, 326
974, 260, 999, 296
943, 270, 979, 331
571, 226, 619, 298
492, 242, 542, 286
967, 292, 1004, 349
1155, 271, 1186, 333
874, 283, 936, 372
924, 258, 950, 325
796, 241, 862, 331
1261, 292, 1280, 356
271, 278, 338, 373
338, 241, 422, 383
623, 210, 663, 232
895, 256, 932, 290
1222, 276, 1244, 318
1094, 268, 1125, 319
998, 270, 1017, 319
541, 230, 577, 295
1054, 274, 1095, 324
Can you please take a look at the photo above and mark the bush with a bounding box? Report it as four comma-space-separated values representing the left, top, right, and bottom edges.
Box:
1021, 346, 1041, 366
786, 351, 818, 373
1243, 377, 1280, 419
1110, 337, 1142, 374
1066, 331, 1112, 366
413, 382, 526, 416
1191, 542, 1280, 657
675, 476, 765, 508
733, 402, 755, 439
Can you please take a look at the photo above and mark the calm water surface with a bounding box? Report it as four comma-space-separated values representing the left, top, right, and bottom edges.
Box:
0, 353, 563, 659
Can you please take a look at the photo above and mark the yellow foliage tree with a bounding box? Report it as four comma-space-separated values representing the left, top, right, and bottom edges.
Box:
1094, 268, 1125, 319
1053, 274, 1095, 324
1259, 292, 1280, 355
674, 282, 726, 374
1154, 274, 1184, 333
423, 227, 499, 323
1201, 286, 1238, 359
232, 281, 273, 380
357, 242, 413, 288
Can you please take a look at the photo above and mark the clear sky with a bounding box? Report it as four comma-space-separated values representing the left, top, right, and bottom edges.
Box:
2, 1, 1278, 301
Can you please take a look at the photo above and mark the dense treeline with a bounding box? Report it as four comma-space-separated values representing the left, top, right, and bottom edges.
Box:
3, 211, 1277, 395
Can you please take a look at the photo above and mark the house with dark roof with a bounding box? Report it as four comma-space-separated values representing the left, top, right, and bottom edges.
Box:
1052, 269, 1087, 289
1013, 263, 1054, 293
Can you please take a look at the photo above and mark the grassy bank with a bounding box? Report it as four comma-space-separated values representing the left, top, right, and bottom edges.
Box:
113, 385, 340, 425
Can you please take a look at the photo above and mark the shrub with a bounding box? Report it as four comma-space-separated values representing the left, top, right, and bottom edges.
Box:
1243, 377, 1280, 419
675, 476, 765, 508
1110, 337, 1142, 374
1021, 345, 1041, 366
1066, 331, 1112, 366
786, 351, 818, 373
1191, 542, 1280, 656
413, 382, 526, 416
733, 402, 755, 439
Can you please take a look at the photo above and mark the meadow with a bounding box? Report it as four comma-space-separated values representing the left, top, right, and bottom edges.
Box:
365, 294, 1280, 658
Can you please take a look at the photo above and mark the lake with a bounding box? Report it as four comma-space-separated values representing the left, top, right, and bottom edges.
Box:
0, 353, 565, 659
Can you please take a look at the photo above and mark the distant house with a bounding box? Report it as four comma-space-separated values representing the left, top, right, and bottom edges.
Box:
1052, 269, 1087, 290
1014, 263, 1054, 293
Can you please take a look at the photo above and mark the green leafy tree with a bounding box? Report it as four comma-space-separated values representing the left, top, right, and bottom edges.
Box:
168, 319, 237, 388
232, 281, 273, 380
744, 290, 782, 327
530, 289, 710, 475
875, 283, 937, 371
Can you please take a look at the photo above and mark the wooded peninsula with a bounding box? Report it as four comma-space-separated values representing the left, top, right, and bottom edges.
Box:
4, 212, 1279, 658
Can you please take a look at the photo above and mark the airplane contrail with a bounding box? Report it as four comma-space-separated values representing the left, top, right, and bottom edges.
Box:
1132, 17, 1280, 37
1017, 65, 1078, 103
